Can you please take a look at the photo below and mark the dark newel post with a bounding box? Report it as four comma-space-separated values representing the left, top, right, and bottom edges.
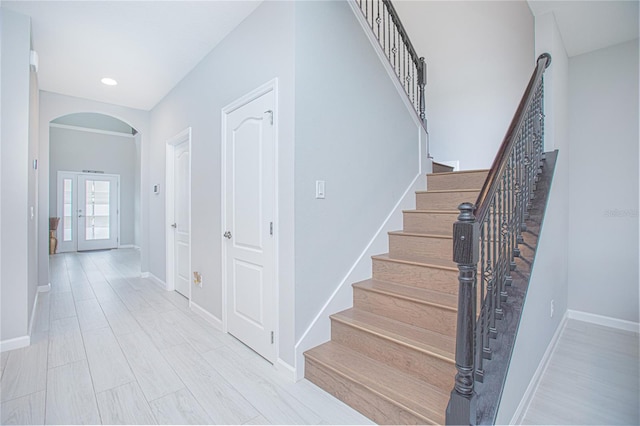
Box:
446, 202, 479, 426
418, 56, 427, 123
418, 56, 430, 158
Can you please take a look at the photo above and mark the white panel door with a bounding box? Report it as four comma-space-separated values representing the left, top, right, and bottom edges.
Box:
173, 141, 190, 297
224, 89, 276, 363
77, 174, 119, 251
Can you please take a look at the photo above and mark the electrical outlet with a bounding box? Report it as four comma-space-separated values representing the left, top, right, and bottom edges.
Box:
193, 271, 202, 288
550, 299, 555, 318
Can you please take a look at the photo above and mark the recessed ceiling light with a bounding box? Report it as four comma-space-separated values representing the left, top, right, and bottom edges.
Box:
101, 77, 118, 86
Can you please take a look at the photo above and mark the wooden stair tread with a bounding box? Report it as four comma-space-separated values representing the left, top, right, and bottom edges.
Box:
388, 230, 453, 240
353, 279, 457, 310
403, 209, 459, 214
304, 341, 448, 424
415, 188, 480, 194
332, 308, 455, 361
426, 168, 489, 177
373, 253, 456, 270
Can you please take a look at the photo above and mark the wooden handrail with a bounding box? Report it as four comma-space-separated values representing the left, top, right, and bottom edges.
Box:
382, 0, 422, 69
474, 53, 551, 223
446, 53, 551, 426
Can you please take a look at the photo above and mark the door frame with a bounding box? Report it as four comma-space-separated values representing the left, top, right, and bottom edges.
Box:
165, 127, 192, 300
220, 79, 280, 356
56, 171, 121, 253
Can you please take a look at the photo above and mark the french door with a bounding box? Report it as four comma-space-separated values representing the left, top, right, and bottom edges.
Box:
57, 172, 119, 252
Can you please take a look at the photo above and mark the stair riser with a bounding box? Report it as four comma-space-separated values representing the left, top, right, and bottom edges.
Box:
354, 288, 457, 337
372, 259, 458, 295
416, 191, 478, 210
403, 212, 457, 234
431, 163, 454, 174
389, 234, 453, 263
427, 171, 488, 190
331, 320, 455, 391
304, 358, 437, 425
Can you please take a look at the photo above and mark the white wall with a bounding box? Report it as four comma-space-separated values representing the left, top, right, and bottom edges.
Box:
293, 0, 423, 342
49, 126, 137, 246
0, 8, 36, 344
496, 12, 570, 423
148, 1, 296, 365
568, 39, 639, 323
394, 0, 535, 170
38, 92, 150, 288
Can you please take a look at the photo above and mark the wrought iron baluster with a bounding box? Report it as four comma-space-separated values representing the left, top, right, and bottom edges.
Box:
448, 53, 551, 426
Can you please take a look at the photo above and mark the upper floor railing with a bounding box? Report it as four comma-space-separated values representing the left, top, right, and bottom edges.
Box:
446, 53, 552, 425
355, 0, 427, 130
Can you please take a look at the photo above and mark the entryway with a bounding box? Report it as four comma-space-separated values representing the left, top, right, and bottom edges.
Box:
56, 171, 120, 252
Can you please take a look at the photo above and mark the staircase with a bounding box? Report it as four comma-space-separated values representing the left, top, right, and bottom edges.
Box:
304, 169, 489, 424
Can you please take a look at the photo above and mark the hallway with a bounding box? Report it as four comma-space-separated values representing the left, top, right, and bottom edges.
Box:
0, 249, 373, 425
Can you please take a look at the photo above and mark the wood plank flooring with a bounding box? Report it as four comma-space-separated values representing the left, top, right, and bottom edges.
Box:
0, 249, 373, 425
521, 319, 640, 425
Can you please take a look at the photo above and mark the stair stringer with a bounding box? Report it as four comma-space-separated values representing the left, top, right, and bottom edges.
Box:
294, 172, 426, 380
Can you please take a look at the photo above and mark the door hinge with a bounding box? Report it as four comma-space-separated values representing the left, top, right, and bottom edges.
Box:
271, 331, 274, 344
270, 222, 273, 236
265, 110, 273, 125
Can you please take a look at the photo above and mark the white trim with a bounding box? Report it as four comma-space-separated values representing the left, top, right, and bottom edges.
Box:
118, 244, 136, 249
275, 358, 296, 382
28, 290, 41, 337
50, 122, 136, 139
190, 301, 223, 331
38, 283, 51, 293
142, 272, 167, 291
221, 79, 280, 364
294, 170, 424, 380
165, 127, 192, 301
567, 309, 640, 334
347, 0, 425, 133
510, 312, 568, 425
0, 335, 30, 353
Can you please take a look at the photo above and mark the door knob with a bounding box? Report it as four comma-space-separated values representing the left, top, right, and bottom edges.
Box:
223, 231, 232, 239
171, 223, 177, 228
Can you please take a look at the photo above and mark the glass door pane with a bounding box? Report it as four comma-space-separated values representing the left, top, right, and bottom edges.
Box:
63, 178, 73, 241
85, 179, 111, 240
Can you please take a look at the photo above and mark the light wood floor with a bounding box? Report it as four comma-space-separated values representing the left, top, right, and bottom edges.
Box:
521, 318, 640, 425
0, 249, 374, 425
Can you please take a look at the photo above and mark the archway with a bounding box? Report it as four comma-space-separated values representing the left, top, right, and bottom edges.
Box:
38, 92, 150, 289
49, 113, 140, 254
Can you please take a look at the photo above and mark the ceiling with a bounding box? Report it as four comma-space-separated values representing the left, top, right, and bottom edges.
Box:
527, 0, 639, 57
3, 1, 263, 111
3, 1, 638, 111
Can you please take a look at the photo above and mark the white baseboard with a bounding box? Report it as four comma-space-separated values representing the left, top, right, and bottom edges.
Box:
275, 358, 297, 382
0, 335, 30, 353
190, 301, 223, 331
293, 172, 425, 380
141, 272, 167, 290
567, 309, 640, 334
510, 312, 568, 425
38, 283, 51, 293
